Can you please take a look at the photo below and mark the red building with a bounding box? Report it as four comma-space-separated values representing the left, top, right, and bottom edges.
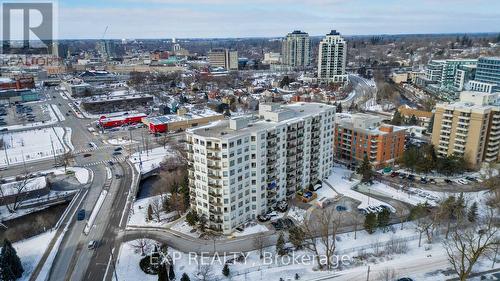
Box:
98, 113, 147, 128
0, 76, 35, 90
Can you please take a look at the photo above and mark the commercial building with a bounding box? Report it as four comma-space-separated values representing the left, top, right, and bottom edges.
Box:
317, 30, 348, 83
61, 79, 94, 97
98, 113, 147, 128
424, 59, 477, 97
281, 30, 311, 68
0, 89, 39, 103
432, 91, 500, 166
81, 91, 154, 114
186, 103, 335, 233
334, 113, 406, 168
142, 109, 224, 133
263, 52, 282, 65
208, 49, 238, 71
0, 76, 35, 90
469, 57, 500, 93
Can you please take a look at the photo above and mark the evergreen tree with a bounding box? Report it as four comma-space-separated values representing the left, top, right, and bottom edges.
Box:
364, 213, 377, 234
336, 103, 343, 113
390, 110, 402, 125
288, 226, 305, 250
377, 209, 391, 232
408, 115, 418, 125
180, 273, 190, 281
276, 232, 286, 256
147, 204, 153, 221
198, 214, 207, 233
186, 210, 199, 226
157, 263, 168, 281
467, 202, 478, 223
0, 239, 24, 280
357, 155, 373, 183
222, 263, 230, 277
169, 264, 175, 280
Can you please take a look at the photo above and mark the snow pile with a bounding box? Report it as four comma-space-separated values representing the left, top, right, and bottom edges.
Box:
287, 206, 307, 224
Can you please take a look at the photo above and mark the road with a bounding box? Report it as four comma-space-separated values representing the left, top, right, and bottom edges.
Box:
0, 87, 139, 281
340, 74, 377, 108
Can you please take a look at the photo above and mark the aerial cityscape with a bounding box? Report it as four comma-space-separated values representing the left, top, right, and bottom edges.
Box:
0, 1, 500, 281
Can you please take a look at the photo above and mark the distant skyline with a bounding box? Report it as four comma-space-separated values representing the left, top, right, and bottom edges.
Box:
7, 0, 500, 39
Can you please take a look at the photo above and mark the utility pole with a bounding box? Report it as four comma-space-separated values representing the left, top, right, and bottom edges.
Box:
3, 144, 9, 166
109, 246, 119, 281
50, 135, 57, 165
366, 265, 370, 281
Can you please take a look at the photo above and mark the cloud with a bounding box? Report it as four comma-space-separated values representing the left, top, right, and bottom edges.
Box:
56, 0, 500, 39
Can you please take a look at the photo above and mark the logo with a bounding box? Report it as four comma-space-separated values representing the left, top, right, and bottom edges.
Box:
2, 1, 55, 55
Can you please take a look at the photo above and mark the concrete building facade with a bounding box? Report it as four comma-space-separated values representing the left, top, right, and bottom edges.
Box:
186, 103, 335, 234
281, 30, 311, 68
431, 91, 500, 166
317, 30, 348, 83
208, 49, 238, 71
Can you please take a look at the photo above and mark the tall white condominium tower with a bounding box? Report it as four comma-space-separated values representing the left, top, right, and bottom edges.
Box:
318, 30, 348, 83
186, 103, 335, 234
282, 30, 311, 67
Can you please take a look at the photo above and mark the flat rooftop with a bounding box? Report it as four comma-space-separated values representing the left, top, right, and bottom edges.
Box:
188, 102, 334, 139
144, 109, 222, 125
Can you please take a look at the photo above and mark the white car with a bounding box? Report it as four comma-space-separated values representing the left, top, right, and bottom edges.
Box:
457, 179, 469, 185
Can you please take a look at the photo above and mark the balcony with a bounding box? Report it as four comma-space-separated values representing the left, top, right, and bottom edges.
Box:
208, 182, 222, 189
209, 209, 222, 215
206, 146, 221, 152
208, 173, 221, 180
207, 155, 221, 161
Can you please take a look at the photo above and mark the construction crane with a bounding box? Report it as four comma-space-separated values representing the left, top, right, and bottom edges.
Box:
102, 25, 109, 40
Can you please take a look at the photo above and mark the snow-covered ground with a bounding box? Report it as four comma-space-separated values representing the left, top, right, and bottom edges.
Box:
287, 206, 307, 224
127, 194, 178, 227
325, 166, 395, 212
0, 127, 71, 167
116, 222, 492, 281
170, 220, 200, 238
130, 146, 174, 174
106, 138, 136, 146
358, 182, 439, 207
232, 223, 269, 237
11, 230, 56, 281
0, 176, 46, 196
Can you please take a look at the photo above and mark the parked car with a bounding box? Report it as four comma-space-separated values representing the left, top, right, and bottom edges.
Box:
276, 201, 288, 212
336, 205, 347, 212
77, 209, 86, 221
444, 179, 452, 184
390, 172, 399, 177
465, 176, 478, 182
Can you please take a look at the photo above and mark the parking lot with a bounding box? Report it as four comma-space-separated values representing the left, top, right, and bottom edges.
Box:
0, 103, 51, 128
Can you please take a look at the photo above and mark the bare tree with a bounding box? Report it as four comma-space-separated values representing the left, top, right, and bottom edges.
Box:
0, 171, 33, 212
377, 267, 398, 281
150, 197, 162, 222
196, 264, 215, 281
157, 135, 169, 148
482, 163, 500, 210
350, 211, 364, 239
303, 208, 342, 270
57, 152, 74, 172
442, 209, 499, 281
169, 192, 186, 217
253, 233, 266, 259
131, 239, 152, 256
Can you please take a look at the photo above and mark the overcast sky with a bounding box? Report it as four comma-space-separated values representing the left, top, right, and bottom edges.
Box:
11, 0, 500, 39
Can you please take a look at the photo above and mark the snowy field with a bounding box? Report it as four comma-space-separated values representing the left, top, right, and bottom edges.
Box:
130, 146, 174, 174
325, 166, 395, 212
127, 194, 178, 227
0, 127, 71, 167
10, 230, 56, 281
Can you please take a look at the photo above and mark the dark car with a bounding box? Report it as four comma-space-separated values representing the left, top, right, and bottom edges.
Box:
83, 153, 92, 158
444, 179, 452, 184
108, 161, 114, 166
112, 151, 122, 156
397, 278, 413, 281
336, 205, 347, 212
77, 209, 86, 221
408, 174, 415, 181
390, 172, 399, 177
114, 147, 123, 152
